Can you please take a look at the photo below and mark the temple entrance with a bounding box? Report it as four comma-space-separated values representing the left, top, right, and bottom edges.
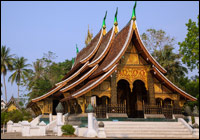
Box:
93, 95, 110, 118
52, 100, 59, 115
117, 79, 132, 117
117, 79, 148, 118
131, 80, 148, 118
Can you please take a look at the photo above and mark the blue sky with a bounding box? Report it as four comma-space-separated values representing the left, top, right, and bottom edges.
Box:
1, 1, 199, 102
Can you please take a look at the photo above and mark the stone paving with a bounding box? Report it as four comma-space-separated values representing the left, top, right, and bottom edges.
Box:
1, 132, 198, 139
1, 133, 93, 139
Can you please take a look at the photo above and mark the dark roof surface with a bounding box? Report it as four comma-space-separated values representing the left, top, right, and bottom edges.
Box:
89, 21, 132, 79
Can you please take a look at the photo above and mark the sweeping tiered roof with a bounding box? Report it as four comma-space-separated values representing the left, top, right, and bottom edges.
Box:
29, 4, 197, 105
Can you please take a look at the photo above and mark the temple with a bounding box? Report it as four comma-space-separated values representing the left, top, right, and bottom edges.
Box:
27, 3, 197, 119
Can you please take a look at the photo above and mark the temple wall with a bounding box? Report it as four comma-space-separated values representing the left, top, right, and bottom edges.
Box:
7, 104, 18, 112
35, 98, 52, 115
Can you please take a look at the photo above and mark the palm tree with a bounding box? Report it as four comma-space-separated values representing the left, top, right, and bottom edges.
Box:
8, 57, 31, 102
1, 46, 14, 103
26, 59, 44, 91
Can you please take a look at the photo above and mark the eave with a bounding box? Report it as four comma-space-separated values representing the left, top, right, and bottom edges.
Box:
88, 27, 115, 67
60, 64, 98, 92
59, 27, 115, 93
133, 22, 167, 74
73, 29, 103, 67
152, 66, 197, 101
61, 64, 117, 102
89, 20, 134, 79
31, 82, 66, 103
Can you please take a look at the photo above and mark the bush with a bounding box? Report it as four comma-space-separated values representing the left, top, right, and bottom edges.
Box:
61, 124, 75, 135
191, 116, 195, 124
1, 109, 32, 124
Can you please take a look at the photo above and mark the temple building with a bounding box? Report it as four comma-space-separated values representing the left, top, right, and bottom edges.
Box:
4, 96, 22, 112
27, 3, 197, 119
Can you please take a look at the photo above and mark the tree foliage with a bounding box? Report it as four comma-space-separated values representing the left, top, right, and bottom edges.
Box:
179, 15, 199, 71
8, 57, 32, 101
1, 46, 15, 103
142, 28, 199, 109
26, 51, 72, 101
1, 109, 32, 124
141, 29, 175, 54
141, 29, 187, 86
179, 76, 199, 109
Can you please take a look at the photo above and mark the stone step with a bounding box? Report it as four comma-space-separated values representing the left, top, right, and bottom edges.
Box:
106, 134, 194, 139
105, 128, 190, 133
46, 133, 57, 136
104, 124, 183, 127
104, 125, 186, 129
105, 131, 191, 135
103, 121, 182, 125
46, 130, 57, 136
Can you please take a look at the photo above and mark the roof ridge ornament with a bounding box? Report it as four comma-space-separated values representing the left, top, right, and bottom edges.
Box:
114, 7, 118, 26
71, 57, 75, 67
102, 11, 107, 29
102, 11, 107, 35
114, 7, 119, 34
131, 1, 137, 20
76, 44, 79, 54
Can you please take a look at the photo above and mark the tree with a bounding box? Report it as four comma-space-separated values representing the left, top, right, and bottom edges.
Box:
152, 45, 188, 86
178, 15, 199, 71
179, 76, 199, 109
141, 29, 187, 86
1, 46, 14, 103
85, 25, 93, 46
26, 59, 44, 91
141, 29, 175, 54
25, 51, 72, 101
8, 57, 31, 102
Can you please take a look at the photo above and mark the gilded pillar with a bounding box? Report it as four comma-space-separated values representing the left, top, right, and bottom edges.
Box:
111, 72, 117, 104
147, 71, 156, 105
174, 94, 180, 108
67, 101, 71, 113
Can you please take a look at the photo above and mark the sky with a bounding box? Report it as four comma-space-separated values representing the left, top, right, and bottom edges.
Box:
1, 1, 199, 102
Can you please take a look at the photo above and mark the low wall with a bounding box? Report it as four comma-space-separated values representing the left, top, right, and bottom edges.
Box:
12, 123, 22, 132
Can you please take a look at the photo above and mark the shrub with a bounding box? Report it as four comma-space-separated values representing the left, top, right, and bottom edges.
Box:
61, 124, 75, 135
1, 109, 32, 124
191, 116, 195, 124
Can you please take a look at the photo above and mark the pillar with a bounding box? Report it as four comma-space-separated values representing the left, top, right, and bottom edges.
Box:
49, 113, 52, 123
111, 72, 117, 104
97, 121, 106, 138
39, 121, 46, 136
7, 120, 13, 132
57, 113, 63, 125
84, 113, 97, 137
57, 124, 64, 136
147, 71, 156, 105
57, 112, 64, 136
84, 104, 97, 138
22, 121, 31, 136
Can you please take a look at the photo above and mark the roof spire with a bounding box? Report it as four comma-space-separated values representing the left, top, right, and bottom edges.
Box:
72, 57, 75, 66
114, 7, 119, 34
102, 11, 107, 28
76, 44, 79, 54
131, 1, 137, 20
114, 7, 118, 26
102, 11, 107, 35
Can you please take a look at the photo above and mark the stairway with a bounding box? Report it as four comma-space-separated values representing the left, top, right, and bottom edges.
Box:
64, 114, 83, 126
46, 130, 57, 136
103, 121, 194, 139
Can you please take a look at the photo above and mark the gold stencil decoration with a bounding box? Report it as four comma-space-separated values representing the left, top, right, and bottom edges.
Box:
117, 66, 148, 90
